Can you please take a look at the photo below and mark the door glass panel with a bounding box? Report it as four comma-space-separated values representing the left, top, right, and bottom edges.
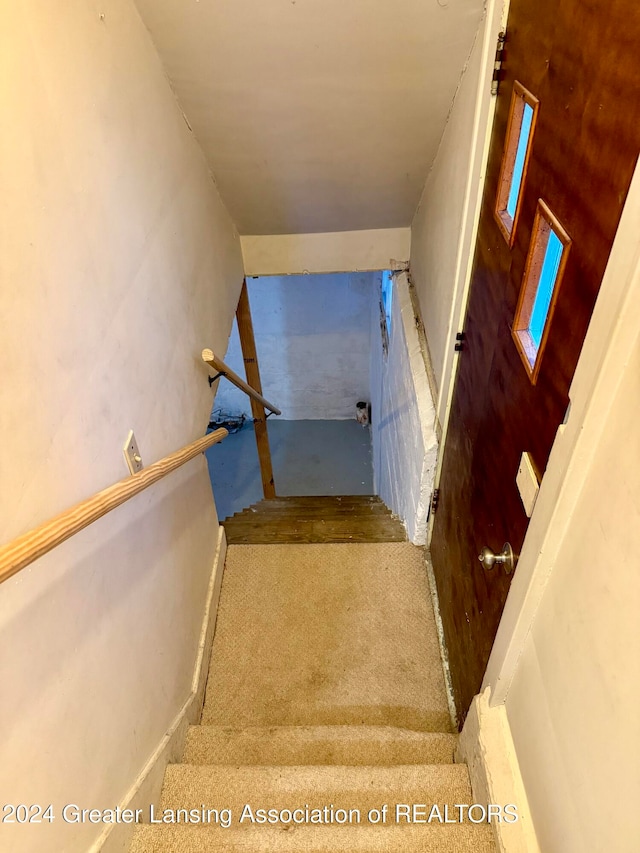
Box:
512, 200, 572, 383
506, 103, 534, 219
529, 229, 563, 346
495, 83, 539, 246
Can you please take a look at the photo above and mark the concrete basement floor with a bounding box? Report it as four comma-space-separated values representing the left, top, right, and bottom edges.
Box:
205, 419, 373, 521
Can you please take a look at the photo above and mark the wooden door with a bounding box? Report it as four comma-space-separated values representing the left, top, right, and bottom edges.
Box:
431, 0, 640, 722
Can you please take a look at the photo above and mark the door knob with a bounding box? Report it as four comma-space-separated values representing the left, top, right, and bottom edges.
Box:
478, 542, 516, 574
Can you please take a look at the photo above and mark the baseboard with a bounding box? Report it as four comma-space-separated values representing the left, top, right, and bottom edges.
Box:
92, 526, 227, 853
456, 688, 540, 853
424, 551, 458, 730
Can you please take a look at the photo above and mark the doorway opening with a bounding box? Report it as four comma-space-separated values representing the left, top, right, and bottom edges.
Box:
206, 272, 388, 520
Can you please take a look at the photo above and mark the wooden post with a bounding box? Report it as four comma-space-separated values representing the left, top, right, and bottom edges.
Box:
235, 279, 277, 498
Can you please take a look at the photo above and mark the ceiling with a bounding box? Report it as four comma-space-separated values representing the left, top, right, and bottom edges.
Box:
135, 0, 484, 235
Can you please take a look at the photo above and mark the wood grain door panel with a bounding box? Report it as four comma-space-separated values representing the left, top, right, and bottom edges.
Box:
432, 0, 640, 722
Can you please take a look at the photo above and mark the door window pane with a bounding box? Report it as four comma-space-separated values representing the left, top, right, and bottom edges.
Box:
529, 229, 563, 346
506, 103, 534, 219
495, 83, 539, 246
512, 201, 571, 383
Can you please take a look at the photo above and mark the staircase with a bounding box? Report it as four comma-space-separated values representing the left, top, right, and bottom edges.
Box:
130, 511, 496, 851
223, 495, 407, 544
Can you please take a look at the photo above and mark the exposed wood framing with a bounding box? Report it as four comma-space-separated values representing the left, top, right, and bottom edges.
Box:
235, 279, 277, 499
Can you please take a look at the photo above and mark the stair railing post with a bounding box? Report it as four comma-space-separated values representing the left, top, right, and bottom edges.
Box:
235, 279, 277, 499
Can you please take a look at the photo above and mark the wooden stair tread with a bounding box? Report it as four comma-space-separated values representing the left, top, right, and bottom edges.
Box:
224, 530, 407, 545
231, 504, 391, 518
223, 496, 406, 544
251, 496, 381, 507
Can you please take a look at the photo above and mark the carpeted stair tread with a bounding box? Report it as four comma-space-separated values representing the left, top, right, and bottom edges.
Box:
201, 543, 452, 732
223, 496, 407, 543
130, 822, 497, 852
160, 763, 474, 814
183, 725, 457, 766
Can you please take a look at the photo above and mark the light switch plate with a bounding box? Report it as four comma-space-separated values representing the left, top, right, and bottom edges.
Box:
123, 430, 143, 475
516, 451, 539, 517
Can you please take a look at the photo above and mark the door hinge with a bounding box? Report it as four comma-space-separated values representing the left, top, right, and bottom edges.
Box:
429, 488, 440, 519
492, 31, 506, 96
454, 332, 466, 352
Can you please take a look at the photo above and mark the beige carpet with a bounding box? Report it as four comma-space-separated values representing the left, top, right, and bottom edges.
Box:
183, 725, 457, 766
131, 824, 497, 852
130, 542, 497, 852
159, 763, 473, 813
202, 543, 452, 732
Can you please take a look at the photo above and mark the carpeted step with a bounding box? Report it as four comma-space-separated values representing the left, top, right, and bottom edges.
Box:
128, 764, 498, 851
202, 543, 453, 732
130, 822, 497, 852
183, 725, 457, 766
159, 763, 475, 818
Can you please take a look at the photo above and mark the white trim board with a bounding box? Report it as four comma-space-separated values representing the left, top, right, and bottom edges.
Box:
457, 689, 540, 853
424, 552, 457, 729
240, 228, 410, 276
93, 526, 227, 853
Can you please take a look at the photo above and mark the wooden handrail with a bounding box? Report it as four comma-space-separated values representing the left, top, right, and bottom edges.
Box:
202, 349, 282, 416
0, 428, 228, 586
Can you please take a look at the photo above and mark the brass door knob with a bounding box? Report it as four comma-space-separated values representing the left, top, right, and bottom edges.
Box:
478, 543, 516, 574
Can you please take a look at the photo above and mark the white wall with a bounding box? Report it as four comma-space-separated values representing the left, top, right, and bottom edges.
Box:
215, 274, 374, 420
410, 25, 483, 401
0, 3, 243, 851
506, 327, 640, 852
410, 1, 506, 428
241, 228, 411, 277
370, 273, 438, 545
500, 185, 640, 852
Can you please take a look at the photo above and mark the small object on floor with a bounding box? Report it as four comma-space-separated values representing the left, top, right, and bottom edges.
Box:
356, 401, 369, 427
